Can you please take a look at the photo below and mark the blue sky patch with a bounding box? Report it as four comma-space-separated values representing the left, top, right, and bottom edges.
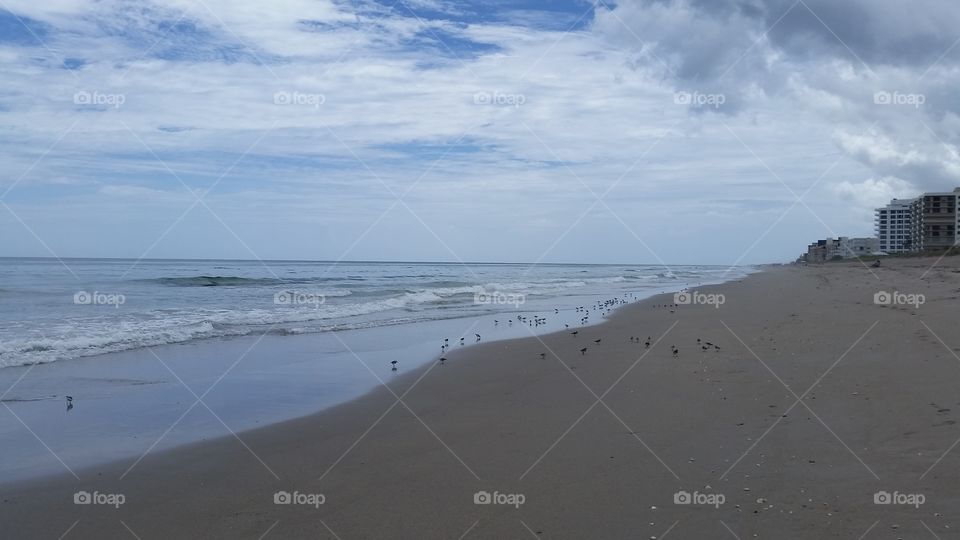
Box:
0, 10, 50, 46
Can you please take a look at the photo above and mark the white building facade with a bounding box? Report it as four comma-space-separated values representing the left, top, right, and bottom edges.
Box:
875, 198, 918, 253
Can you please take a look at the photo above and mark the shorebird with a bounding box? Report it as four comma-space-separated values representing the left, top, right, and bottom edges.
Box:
594, 338, 602, 344
570, 331, 578, 336
66, 396, 73, 411
539, 352, 546, 359
644, 338, 651, 348
390, 360, 398, 371
440, 357, 446, 364
475, 334, 481, 341
672, 348, 679, 358
580, 347, 588, 355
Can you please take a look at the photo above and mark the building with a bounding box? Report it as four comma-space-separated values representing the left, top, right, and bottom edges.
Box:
875, 188, 960, 253
917, 189, 960, 250
875, 198, 918, 253
838, 236, 880, 258
802, 237, 880, 262
805, 239, 835, 263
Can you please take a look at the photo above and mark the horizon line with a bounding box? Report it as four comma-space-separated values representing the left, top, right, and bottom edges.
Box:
0, 256, 766, 267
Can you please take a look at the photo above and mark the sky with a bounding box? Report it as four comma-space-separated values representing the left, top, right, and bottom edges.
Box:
1, 0, 959, 265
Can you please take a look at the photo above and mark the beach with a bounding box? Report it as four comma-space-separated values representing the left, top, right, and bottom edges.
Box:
3, 259, 960, 538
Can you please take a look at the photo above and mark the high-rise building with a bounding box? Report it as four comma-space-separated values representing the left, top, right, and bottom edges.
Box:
917, 189, 960, 250
875, 198, 918, 253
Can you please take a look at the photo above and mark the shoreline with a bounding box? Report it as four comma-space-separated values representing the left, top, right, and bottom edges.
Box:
0, 273, 743, 484
7, 260, 958, 538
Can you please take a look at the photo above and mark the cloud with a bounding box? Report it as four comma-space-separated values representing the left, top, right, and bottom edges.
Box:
593, 0, 960, 196
2, 0, 952, 263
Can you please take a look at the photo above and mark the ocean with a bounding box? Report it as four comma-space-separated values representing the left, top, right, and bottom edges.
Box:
0, 258, 753, 369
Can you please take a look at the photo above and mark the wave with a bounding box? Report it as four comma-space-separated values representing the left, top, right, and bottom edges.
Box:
0, 289, 483, 368
0, 267, 755, 369
145, 275, 339, 287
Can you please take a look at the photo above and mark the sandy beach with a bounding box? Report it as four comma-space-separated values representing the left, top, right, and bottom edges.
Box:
4, 259, 960, 538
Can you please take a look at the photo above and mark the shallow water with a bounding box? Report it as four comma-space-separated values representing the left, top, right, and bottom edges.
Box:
0, 259, 754, 482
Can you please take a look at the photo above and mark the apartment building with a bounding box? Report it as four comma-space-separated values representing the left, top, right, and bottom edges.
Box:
839, 236, 879, 257
875, 198, 918, 253
803, 237, 879, 262
918, 189, 960, 250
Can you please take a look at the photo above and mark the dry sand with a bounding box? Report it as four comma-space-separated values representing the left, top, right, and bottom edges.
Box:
4, 258, 960, 538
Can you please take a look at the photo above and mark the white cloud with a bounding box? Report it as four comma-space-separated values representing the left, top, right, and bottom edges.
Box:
3, 0, 955, 263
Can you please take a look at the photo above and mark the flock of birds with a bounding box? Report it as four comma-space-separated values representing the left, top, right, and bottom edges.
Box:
556, 333, 722, 361
387, 295, 637, 372
384, 290, 723, 373
385, 292, 729, 371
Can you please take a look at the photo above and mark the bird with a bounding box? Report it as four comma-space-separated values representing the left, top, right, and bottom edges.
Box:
66, 396, 73, 411
594, 338, 602, 344
644, 338, 651, 348
672, 348, 679, 358
539, 352, 546, 359
570, 331, 579, 336
391, 360, 398, 371
580, 347, 588, 355
440, 357, 446, 364
475, 334, 481, 341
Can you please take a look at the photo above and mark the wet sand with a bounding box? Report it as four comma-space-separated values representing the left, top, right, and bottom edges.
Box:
3, 259, 960, 538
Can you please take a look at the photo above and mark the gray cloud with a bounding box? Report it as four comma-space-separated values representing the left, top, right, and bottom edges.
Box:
596, 0, 960, 191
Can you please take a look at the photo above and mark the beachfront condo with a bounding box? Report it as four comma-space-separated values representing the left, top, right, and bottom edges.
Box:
875, 188, 960, 253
